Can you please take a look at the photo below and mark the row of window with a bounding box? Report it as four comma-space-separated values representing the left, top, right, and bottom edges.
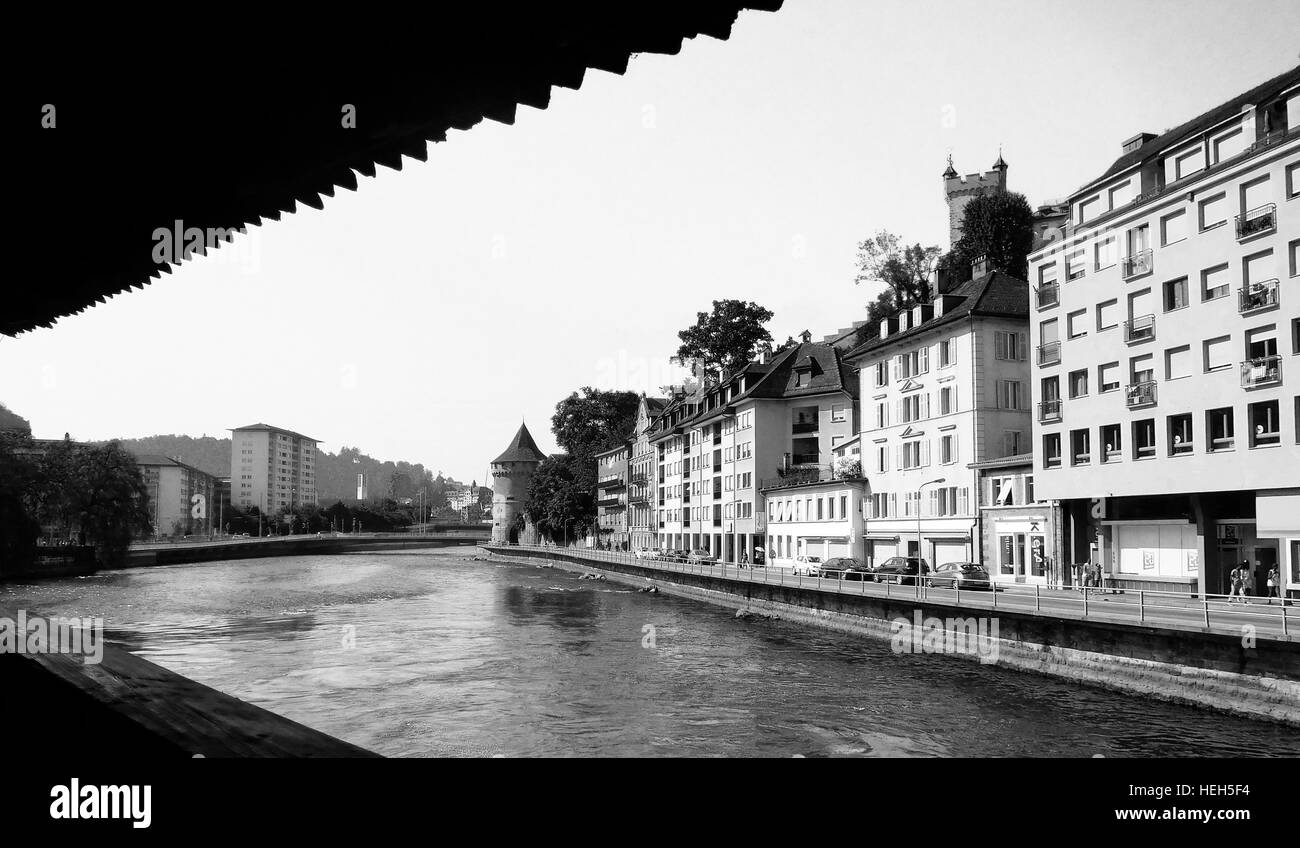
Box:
1041, 399, 1292, 468
868, 486, 971, 519
767, 492, 854, 524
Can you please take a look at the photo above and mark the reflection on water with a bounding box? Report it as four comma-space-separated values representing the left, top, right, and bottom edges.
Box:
4, 549, 1298, 758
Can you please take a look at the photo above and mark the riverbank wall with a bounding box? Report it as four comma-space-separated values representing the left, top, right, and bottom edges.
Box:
483, 546, 1300, 727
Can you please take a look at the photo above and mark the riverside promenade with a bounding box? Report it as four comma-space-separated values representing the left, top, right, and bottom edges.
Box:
484, 544, 1300, 725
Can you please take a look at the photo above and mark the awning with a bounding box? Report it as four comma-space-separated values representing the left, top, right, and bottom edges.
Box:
864, 533, 900, 542
1258, 489, 1300, 537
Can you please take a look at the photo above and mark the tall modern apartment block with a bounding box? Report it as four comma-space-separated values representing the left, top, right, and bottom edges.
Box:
230, 423, 319, 512
1029, 66, 1300, 599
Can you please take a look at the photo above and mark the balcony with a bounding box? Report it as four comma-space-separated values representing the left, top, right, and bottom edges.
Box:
1123, 314, 1155, 344
597, 476, 625, 490
1238, 279, 1279, 314
1235, 203, 1276, 241
1037, 341, 1061, 366
791, 421, 819, 435
629, 471, 648, 484
1121, 249, 1152, 280
1036, 282, 1059, 309
1125, 380, 1158, 409
1241, 356, 1282, 388
596, 495, 624, 509
1037, 399, 1061, 423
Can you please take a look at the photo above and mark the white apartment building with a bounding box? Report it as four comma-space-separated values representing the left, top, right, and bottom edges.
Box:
627, 396, 666, 551
649, 341, 858, 562
136, 455, 217, 538
844, 269, 1033, 573
1029, 66, 1299, 598
230, 423, 319, 513
762, 436, 867, 565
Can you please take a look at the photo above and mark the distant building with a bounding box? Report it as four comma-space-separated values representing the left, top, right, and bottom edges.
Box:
627, 396, 667, 551
761, 435, 868, 564
490, 422, 546, 545
229, 423, 319, 512
136, 455, 218, 538
595, 442, 631, 549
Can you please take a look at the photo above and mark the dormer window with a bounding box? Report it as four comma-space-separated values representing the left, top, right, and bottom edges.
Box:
792, 354, 822, 388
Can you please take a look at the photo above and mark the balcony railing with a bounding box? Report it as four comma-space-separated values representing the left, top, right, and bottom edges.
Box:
1121, 249, 1152, 280
629, 471, 648, 484
1036, 282, 1059, 309
1125, 380, 1158, 409
1238, 279, 1279, 314
596, 496, 624, 509
1037, 399, 1062, 423
1241, 356, 1282, 388
597, 476, 625, 490
1037, 341, 1061, 366
1123, 314, 1155, 344
1235, 203, 1276, 241
791, 421, 818, 435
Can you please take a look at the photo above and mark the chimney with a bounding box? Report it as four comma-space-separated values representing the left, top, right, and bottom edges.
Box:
1121, 132, 1157, 154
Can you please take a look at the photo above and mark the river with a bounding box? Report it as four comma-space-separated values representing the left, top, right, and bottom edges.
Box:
4, 548, 1297, 757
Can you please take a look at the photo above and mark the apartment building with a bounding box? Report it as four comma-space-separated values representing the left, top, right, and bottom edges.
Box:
136, 455, 218, 538
230, 423, 319, 512
761, 435, 867, 565
594, 442, 630, 549
627, 396, 666, 551
969, 452, 1063, 585
1029, 66, 1300, 598
844, 268, 1033, 573
649, 341, 858, 562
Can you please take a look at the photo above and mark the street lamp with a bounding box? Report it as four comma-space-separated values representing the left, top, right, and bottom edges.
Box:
916, 477, 946, 595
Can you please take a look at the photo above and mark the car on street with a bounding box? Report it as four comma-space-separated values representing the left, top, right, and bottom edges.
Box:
791, 555, 823, 576
634, 547, 659, 559
925, 561, 993, 590
687, 548, 717, 564
868, 556, 930, 585
817, 557, 862, 579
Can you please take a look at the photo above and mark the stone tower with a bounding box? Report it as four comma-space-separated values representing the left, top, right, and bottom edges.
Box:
490, 422, 547, 545
943, 152, 1008, 249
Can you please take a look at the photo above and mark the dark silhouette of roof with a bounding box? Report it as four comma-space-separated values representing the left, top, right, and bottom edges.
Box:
493, 422, 547, 465
8, 3, 783, 337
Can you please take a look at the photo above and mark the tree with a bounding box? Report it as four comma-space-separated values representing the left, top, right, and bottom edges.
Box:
952, 190, 1035, 281
525, 455, 594, 544
675, 299, 774, 375
854, 231, 941, 308
550, 388, 640, 466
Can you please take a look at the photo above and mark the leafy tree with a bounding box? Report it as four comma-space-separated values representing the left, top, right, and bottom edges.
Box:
854, 231, 940, 307
0, 433, 41, 571
550, 388, 640, 466
675, 299, 774, 375
525, 455, 594, 544
951, 190, 1035, 281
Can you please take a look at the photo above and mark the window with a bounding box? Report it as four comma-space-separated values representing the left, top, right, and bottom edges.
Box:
1199, 193, 1228, 231
1165, 345, 1191, 380
874, 401, 889, 429
1068, 369, 1088, 399
1070, 429, 1090, 466
1163, 277, 1189, 312
1101, 424, 1122, 463
1109, 180, 1135, 210
1099, 361, 1120, 392
1066, 249, 1085, 280
1131, 353, 1154, 384
994, 331, 1026, 361
1097, 299, 1119, 331
996, 380, 1023, 409
900, 440, 929, 469
873, 361, 889, 388
1078, 196, 1101, 224
1208, 407, 1234, 452
940, 434, 957, 464
1211, 126, 1247, 163
1249, 400, 1280, 448
939, 385, 956, 415
1204, 336, 1232, 372
875, 446, 889, 474
1241, 175, 1272, 216
1043, 433, 1062, 469
1201, 263, 1230, 301
1133, 419, 1156, 460
831, 404, 847, 423
1168, 414, 1193, 456
1067, 309, 1087, 338
1290, 239, 1298, 278
1161, 209, 1187, 246
1002, 431, 1022, 457
1244, 249, 1274, 286
938, 338, 955, 367
1247, 326, 1278, 362
1095, 236, 1117, 271
1172, 145, 1203, 181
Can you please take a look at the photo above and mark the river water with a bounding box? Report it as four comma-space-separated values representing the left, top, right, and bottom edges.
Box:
4, 549, 1297, 757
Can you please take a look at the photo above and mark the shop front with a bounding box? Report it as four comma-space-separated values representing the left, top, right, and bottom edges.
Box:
1257, 488, 1299, 601
990, 518, 1049, 584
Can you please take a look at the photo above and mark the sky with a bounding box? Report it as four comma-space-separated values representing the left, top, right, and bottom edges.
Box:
2, 0, 1297, 484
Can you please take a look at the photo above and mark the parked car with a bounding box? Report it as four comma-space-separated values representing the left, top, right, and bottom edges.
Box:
840, 559, 875, 580
818, 557, 861, 578
687, 548, 717, 564
868, 556, 930, 585
791, 555, 824, 576
634, 547, 658, 560
925, 561, 993, 590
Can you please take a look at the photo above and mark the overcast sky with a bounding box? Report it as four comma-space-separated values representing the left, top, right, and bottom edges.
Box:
2, 0, 1296, 483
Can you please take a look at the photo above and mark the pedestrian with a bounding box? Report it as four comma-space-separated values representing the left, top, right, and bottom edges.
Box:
1265, 565, 1280, 605
1229, 561, 1249, 604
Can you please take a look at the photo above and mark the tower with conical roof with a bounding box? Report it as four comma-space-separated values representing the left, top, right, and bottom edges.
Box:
490, 422, 547, 544
943, 152, 1008, 249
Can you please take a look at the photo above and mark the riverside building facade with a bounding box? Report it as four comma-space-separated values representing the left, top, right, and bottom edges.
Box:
649, 340, 858, 563
594, 442, 630, 549
229, 423, 319, 512
627, 396, 666, 552
1029, 66, 1300, 598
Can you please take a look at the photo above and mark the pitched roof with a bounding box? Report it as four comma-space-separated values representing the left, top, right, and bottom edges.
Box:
230, 423, 319, 443
493, 422, 547, 464
1079, 64, 1300, 195
843, 271, 1028, 360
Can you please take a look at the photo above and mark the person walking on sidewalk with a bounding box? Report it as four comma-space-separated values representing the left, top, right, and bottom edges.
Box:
1266, 565, 1280, 604
1229, 561, 1248, 604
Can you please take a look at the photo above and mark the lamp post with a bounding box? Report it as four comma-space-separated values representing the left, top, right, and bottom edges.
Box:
916, 477, 946, 596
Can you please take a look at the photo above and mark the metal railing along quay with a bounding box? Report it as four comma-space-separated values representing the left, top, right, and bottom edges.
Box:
490, 544, 1295, 641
